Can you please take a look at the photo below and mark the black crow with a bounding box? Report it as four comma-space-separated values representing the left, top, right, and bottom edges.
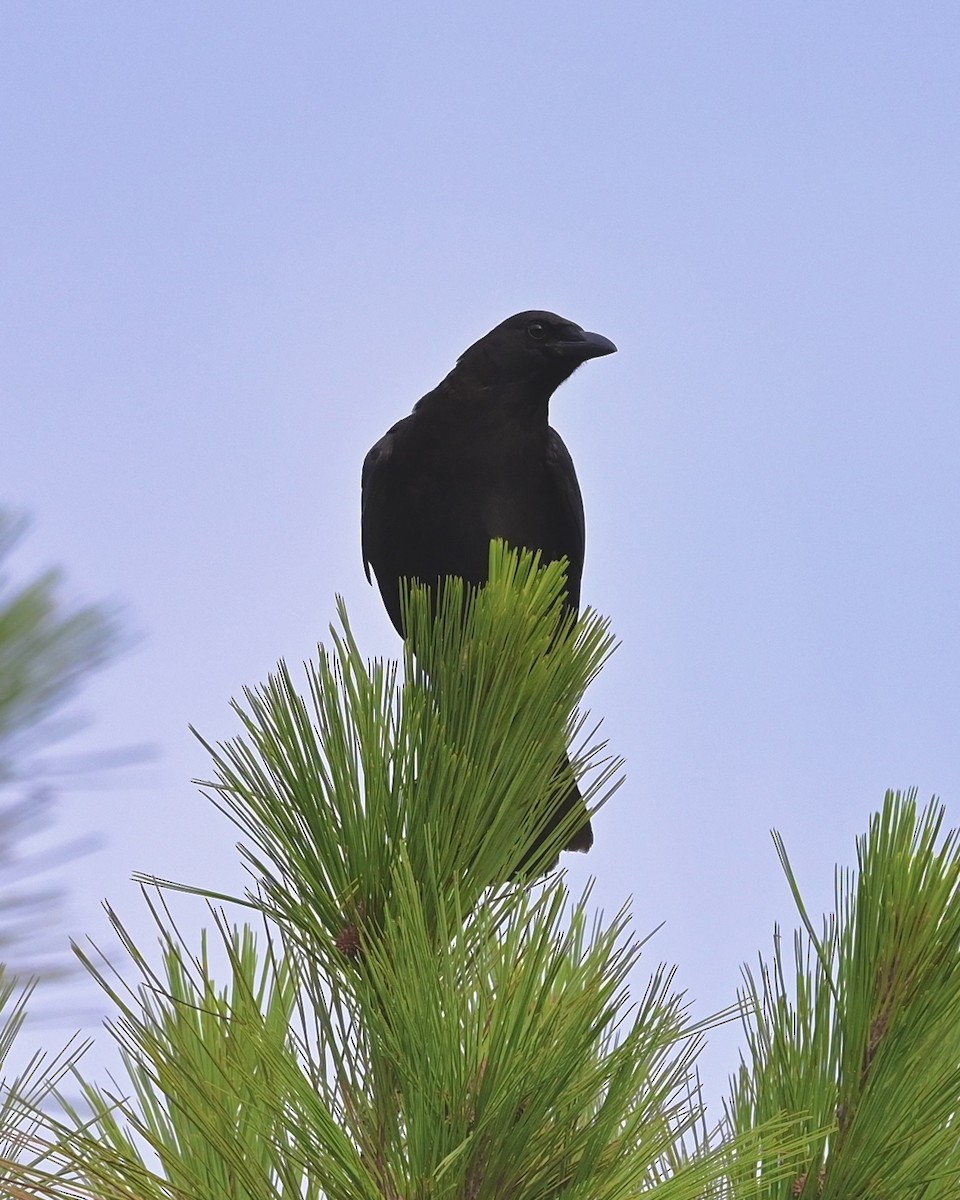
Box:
361, 310, 616, 861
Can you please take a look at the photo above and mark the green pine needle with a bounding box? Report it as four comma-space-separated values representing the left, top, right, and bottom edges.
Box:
8, 548, 947, 1200
728, 789, 960, 1198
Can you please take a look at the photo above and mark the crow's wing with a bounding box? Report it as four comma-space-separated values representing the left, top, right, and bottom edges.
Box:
544, 426, 585, 612
361, 424, 398, 585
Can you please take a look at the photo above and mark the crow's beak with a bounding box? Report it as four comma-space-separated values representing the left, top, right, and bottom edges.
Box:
549, 329, 618, 360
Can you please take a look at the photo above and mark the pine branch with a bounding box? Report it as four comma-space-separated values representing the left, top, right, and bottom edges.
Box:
8, 546, 803, 1198
727, 789, 960, 1198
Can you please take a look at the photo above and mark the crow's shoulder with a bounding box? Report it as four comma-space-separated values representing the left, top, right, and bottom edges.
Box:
362, 410, 421, 479
544, 427, 586, 607
545, 428, 584, 538
361, 415, 418, 582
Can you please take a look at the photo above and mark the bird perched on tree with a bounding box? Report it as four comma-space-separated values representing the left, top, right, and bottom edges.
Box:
361, 310, 616, 862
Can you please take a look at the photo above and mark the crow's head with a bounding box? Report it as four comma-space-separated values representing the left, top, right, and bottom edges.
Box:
454, 310, 616, 393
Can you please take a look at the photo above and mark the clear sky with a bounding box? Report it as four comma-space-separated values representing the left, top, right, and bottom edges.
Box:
3, 3, 959, 1107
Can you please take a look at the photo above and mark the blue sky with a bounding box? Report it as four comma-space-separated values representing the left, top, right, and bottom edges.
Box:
3, 3, 959, 1104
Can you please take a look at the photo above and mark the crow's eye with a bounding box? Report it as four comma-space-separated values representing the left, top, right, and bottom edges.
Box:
527, 321, 546, 340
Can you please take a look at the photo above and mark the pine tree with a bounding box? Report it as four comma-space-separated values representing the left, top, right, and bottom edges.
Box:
0, 508, 122, 1189
3, 544, 959, 1198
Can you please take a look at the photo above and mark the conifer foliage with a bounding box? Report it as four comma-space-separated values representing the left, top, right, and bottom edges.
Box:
0, 547, 958, 1199
729, 789, 960, 1197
